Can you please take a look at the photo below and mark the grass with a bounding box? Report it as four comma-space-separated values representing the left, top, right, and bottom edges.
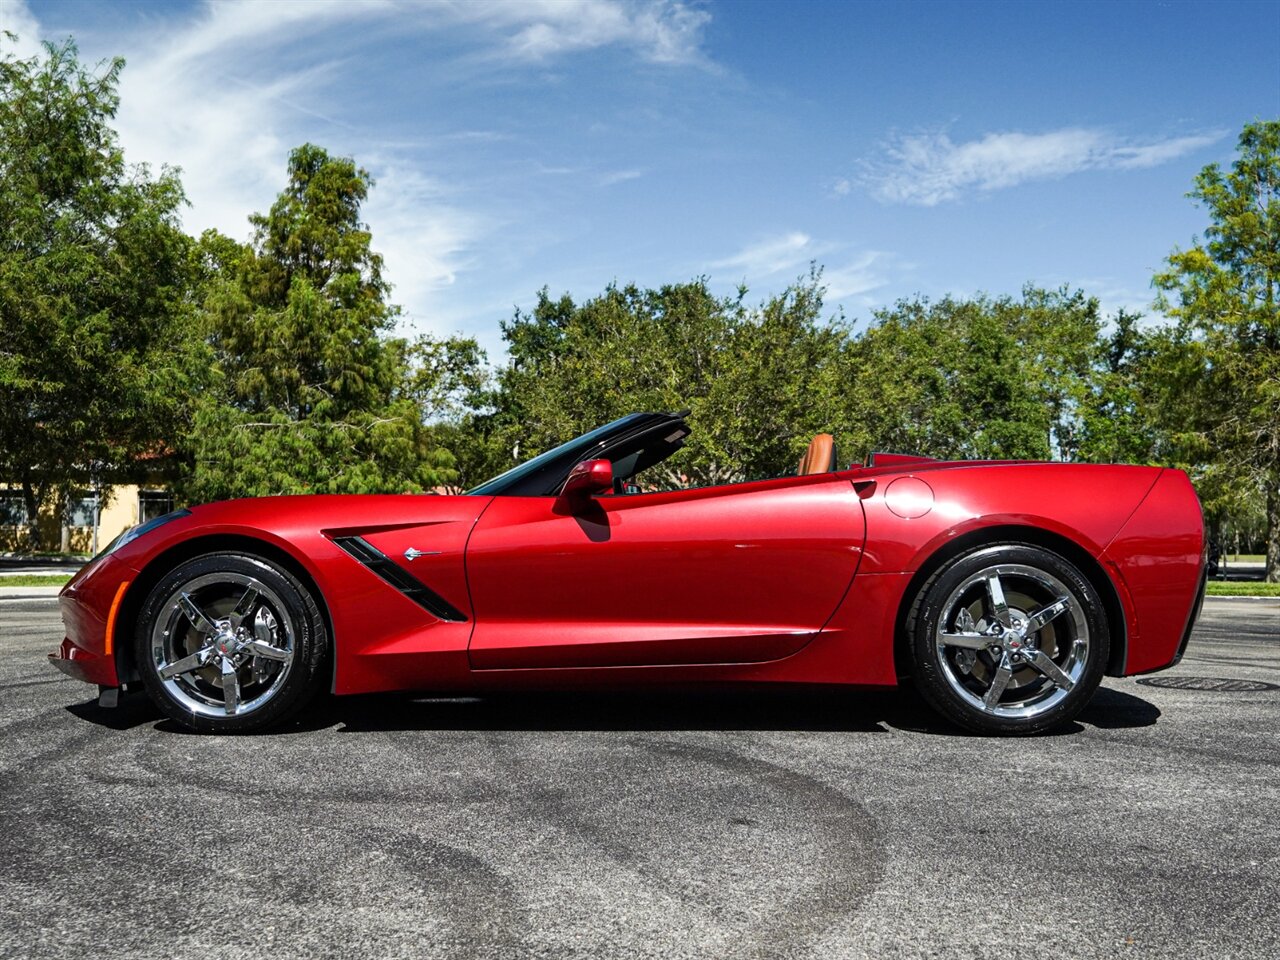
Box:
0, 574, 73, 587
1224, 553, 1265, 563
1205, 580, 1280, 597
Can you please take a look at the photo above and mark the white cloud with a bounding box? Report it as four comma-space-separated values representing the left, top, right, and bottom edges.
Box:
599, 168, 644, 186
863, 127, 1224, 206
7, 0, 709, 338
360, 163, 485, 328
710, 232, 890, 304
822, 252, 888, 301
1107, 134, 1224, 169
448, 0, 712, 65
0, 0, 43, 60
711, 232, 817, 277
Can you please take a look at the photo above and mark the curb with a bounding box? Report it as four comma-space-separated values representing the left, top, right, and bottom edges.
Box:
0, 586, 62, 599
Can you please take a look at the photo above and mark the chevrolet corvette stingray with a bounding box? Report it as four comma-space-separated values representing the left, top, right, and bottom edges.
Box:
51, 411, 1206, 735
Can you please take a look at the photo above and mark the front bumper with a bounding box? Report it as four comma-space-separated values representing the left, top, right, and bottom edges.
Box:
48, 555, 135, 688
49, 636, 117, 686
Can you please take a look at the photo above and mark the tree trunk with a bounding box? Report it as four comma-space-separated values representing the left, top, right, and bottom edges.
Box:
1267, 475, 1280, 584
60, 488, 71, 554
1207, 514, 1223, 566
20, 477, 43, 553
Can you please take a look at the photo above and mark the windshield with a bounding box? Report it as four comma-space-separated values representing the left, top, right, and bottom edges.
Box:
465, 414, 649, 497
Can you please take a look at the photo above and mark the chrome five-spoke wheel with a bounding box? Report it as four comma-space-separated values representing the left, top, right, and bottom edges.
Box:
935, 563, 1088, 719
151, 572, 295, 718
909, 543, 1109, 735
136, 553, 328, 732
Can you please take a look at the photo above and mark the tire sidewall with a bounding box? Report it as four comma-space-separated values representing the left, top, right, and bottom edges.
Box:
911, 543, 1110, 735
134, 552, 328, 733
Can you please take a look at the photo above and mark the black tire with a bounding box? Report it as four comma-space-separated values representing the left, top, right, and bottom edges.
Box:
906, 542, 1109, 735
134, 552, 328, 733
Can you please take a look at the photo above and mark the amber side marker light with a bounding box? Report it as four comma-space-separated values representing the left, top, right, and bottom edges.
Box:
103, 581, 131, 656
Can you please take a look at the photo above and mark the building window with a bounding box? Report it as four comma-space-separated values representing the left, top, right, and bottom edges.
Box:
139, 490, 174, 524
65, 493, 98, 528
0, 495, 28, 526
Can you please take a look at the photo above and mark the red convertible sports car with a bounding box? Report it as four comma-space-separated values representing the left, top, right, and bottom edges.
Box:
51, 411, 1206, 735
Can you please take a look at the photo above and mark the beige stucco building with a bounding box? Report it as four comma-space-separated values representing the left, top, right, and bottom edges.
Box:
0, 484, 173, 555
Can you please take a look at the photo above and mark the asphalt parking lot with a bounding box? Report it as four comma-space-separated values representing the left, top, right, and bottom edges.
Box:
1, 597, 1277, 960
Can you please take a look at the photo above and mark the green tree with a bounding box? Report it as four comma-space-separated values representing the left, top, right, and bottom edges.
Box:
403, 333, 497, 494
700, 274, 849, 480
844, 287, 1105, 464
1075, 310, 1161, 466
0, 37, 194, 548
469, 278, 1121, 491
488, 272, 850, 487
1153, 121, 1280, 581
182, 144, 453, 500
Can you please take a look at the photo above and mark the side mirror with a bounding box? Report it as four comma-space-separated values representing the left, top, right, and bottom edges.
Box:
560, 458, 613, 501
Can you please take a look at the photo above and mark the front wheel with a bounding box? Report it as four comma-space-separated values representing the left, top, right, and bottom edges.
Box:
907, 543, 1109, 735
134, 553, 328, 733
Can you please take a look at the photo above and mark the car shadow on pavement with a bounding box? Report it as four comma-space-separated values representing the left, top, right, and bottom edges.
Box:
65, 682, 1161, 737
1076, 684, 1163, 730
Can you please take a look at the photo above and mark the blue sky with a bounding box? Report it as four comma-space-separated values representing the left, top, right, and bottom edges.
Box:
4, 0, 1278, 355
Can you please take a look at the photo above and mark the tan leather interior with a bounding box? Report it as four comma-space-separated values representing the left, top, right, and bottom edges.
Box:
797, 433, 837, 476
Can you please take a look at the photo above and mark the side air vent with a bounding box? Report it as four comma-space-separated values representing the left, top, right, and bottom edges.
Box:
331, 535, 469, 623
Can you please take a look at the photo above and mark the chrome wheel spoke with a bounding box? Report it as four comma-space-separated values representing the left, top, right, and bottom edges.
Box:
179, 593, 219, 634
939, 632, 991, 651
228, 585, 260, 630
983, 654, 1013, 708
1026, 648, 1075, 691
159, 649, 211, 679
244, 640, 290, 662
1026, 596, 1071, 633
220, 657, 240, 716
985, 575, 1012, 628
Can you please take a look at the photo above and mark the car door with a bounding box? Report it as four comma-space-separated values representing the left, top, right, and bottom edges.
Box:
465, 475, 866, 669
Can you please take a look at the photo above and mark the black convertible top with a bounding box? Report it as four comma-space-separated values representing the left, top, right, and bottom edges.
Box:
466, 412, 690, 498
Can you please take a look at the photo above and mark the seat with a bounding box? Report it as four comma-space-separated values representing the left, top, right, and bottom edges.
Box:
797, 433, 837, 475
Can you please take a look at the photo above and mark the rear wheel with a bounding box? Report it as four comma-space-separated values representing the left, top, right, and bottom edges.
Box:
907, 543, 1109, 735
134, 553, 328, 733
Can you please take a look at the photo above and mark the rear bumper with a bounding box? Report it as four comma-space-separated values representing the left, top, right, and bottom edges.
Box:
1171, 566, 1208, 668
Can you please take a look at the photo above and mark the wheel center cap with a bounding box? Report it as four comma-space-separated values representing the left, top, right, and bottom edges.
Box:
1004, 632, 1022, 648
216, 634, 236, 655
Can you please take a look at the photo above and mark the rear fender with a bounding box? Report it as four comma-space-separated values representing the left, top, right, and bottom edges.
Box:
1101, 470, 1205, 675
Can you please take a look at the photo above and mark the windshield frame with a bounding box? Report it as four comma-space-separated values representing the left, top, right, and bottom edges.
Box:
465, 413, 677, 497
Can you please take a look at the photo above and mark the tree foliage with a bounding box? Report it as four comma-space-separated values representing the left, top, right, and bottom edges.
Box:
848, 287, 1104, 463
1153, 120, 1280, 580
0, 37, 193, 547
487, 273, 850, 487
180, 145, 461, 501
478, 275, 1116, 487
